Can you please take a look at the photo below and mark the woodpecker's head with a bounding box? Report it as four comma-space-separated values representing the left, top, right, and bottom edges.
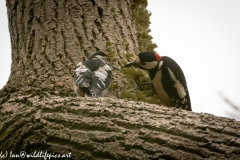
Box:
89, 51, 119, 70
89, 51, 110, 60
125, 51, 161, 70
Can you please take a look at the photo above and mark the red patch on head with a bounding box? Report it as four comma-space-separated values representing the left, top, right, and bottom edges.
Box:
100, 51, 110, 58
155, 52, 161, 62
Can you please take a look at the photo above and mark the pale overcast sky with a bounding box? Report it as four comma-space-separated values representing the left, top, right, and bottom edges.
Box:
147, 0, 240, 120
0, 0, 11, 91
0, 1, 240, 120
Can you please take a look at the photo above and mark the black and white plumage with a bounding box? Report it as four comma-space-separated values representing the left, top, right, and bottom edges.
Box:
73, 51, 118, 97
125, 51, 192, 111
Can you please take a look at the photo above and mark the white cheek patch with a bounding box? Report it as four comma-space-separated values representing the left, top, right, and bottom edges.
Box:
104, 64, 111, 71
95, 55, 111, 65
141, 61, 158, 69
166, 67, 186, 98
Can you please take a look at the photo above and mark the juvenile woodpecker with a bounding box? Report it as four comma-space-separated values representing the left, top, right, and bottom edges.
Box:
125, 51, 191, 111
73, 51, 118, 97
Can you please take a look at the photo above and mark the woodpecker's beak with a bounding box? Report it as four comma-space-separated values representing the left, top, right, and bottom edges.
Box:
124, 61, 138, 68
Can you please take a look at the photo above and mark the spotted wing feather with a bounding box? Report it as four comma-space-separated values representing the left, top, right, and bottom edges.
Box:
161, 56, 191, 111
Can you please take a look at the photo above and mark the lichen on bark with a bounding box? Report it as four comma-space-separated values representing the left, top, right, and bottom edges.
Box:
116, 0, 160, 104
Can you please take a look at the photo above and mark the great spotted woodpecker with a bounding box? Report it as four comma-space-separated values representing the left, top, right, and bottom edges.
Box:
125, 51, 192, 111
73, 51, 118, 97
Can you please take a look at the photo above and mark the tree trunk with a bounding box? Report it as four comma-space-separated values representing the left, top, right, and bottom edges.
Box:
2, 0, 139, 99
1, 0, 240, 159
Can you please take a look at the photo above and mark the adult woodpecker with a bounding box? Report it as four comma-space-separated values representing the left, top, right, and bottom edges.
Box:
124, 51, 192, 111
73, 51, 118, 97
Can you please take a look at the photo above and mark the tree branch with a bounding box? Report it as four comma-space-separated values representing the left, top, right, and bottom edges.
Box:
1, 95, 240, 159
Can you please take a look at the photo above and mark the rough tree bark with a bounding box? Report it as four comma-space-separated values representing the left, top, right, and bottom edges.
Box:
1, 96, 240, 159
2, 0, 139, 98
0, 0, 240, 160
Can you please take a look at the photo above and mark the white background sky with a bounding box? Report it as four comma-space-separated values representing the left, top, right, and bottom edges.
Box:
0, 1, 240, 120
